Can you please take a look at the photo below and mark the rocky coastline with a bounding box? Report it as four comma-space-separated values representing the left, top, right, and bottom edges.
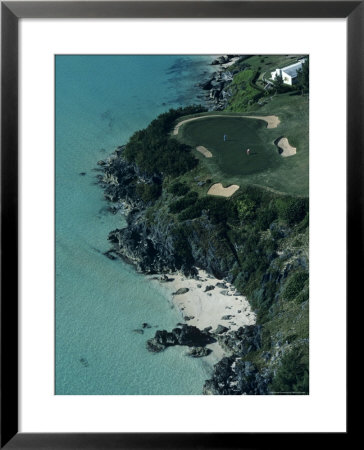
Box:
96, 148, 276, 394
198, 55, 243, 111
95, 55, 309, 395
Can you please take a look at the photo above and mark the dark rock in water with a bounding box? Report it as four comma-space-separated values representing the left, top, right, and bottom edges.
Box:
79, 172, 87, 176
200, 79, 214, 90
146, 324, 215, 353
203, 326, 213, 333
214, 325, 229, 335
146, 339, 166, 353
204, 285, 215, 292
216, 282, 228, 289
142, 323, 152, 329
186, 346, 212, 357
133, 329, 144, 335
104, 250, 117, 260
221, 315, 234, 320
80, 357, 89, 368
173, 287, 189, 295
97, 160, 106, 166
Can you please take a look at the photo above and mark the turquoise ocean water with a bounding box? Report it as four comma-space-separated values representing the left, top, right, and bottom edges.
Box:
55, 55, 215, 394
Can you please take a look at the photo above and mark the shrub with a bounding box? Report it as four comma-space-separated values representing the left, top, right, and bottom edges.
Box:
256, 207, 278, 230
276, 197, 309, 226
282, 270, 309, 301
296, 286, 309, 304
236, 196, 256, 222
178, 204, 202, 221
168, 182, 190, 196
124, 106, 205, 176
169, 191, 198, 214
135, 183, 161, 203
270, 346, 309, 394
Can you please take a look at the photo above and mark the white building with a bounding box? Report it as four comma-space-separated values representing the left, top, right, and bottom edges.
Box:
271, 59, 306, 86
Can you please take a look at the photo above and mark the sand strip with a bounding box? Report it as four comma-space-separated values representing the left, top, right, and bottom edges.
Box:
150, 269, 255, 333
173, 114, 280, 136
196, 145, 213, 158
207, 183, 239, 197
149, 269, 256, 365
277, 137, 296, 157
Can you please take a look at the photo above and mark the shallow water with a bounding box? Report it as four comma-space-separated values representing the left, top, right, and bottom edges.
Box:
55, 55, 216, 394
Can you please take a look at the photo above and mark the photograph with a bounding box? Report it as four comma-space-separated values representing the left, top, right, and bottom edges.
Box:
55, 54, 309, 396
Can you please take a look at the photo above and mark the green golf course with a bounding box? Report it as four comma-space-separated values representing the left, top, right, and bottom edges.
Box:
178, 116, 280, 176
175, 95, 308, 198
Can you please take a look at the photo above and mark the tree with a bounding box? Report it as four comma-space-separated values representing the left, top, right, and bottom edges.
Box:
236, 196, 255, 222
273, 72, 284, 93
296, 59, 309, 94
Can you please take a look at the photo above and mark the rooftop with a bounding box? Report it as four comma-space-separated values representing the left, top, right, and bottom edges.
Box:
281, 60, 306, 78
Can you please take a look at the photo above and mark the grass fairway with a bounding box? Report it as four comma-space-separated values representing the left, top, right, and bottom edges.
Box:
179, 116, 280, 177
176, 94, 308, 197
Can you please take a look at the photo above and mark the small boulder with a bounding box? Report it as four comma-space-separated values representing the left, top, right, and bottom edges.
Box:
214, 325, 229, 335
173, 288, 189, 295
184, 315, 195, 321
222, 315, 234, 320
204, 285, 215, 292
186, 347, 212, 358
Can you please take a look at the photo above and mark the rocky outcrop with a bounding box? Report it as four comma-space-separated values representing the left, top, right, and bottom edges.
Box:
199, 57, 238, 111
173, 288, 189, 295
217, 325, 262, 356
203, 357, 271, 395
201, 325, 271, 394
97, 146, 162, 209
107, 193, 237, 277
186, 346, 212, 357
146, 325, 215, 353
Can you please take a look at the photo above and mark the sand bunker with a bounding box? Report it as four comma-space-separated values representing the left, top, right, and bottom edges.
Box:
196, 145, 213, 158
208, 183, 239, 197
245, 115, 280, 129
277, 137, 296, 157
173, 114, 280, 136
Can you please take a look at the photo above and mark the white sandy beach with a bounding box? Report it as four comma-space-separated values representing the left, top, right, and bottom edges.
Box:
149, 269, 256, 364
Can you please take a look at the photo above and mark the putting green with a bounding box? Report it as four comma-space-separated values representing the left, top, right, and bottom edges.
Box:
179, 116, 280, 177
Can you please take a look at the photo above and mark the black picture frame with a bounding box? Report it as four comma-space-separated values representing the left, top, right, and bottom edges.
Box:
1, 1, 355, 448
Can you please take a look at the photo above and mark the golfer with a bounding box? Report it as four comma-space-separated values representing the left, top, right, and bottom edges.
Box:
223, 134, 227, 142
246, 148, 251, 155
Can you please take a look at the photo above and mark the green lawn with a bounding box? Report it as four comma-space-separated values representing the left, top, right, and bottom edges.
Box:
176, 98, 308, 197
179, 116, 280, 176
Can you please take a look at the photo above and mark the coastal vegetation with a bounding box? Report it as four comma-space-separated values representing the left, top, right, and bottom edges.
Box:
99, 55, 309, 395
